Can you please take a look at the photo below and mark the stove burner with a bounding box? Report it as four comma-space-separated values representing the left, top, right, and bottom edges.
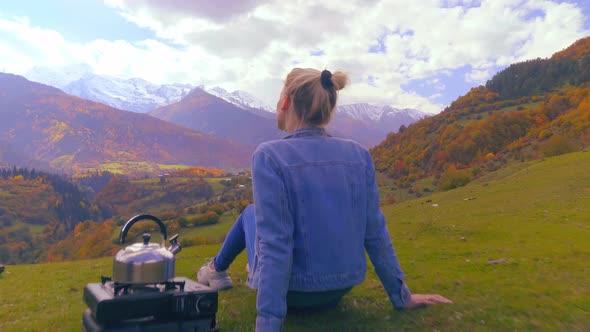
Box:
100, 276, 187, 295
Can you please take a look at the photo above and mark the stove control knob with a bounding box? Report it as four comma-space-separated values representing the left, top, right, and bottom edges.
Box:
196, 297, 213, 313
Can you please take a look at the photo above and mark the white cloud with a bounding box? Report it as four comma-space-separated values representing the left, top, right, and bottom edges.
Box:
105, 0, 261, 24
465, 68, 492, 84
0, 16, 73, 72
1, 0, 588, 114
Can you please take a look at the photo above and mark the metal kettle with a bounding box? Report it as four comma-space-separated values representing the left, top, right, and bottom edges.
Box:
112, 214, 182, 284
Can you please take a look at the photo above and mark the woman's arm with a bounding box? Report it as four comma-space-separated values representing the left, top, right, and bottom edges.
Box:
363, 151, 452, 309
252, 148, 294, 331
363, 151, 412, 308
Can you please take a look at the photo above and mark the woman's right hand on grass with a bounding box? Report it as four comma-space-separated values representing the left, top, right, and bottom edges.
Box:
401, 294, 453, 309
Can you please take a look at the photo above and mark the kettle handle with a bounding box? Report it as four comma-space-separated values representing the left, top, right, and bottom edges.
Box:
120, 214, 167, 244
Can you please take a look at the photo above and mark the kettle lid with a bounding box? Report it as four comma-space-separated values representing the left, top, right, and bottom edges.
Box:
116, 233, 173, 264
122, 233, 161, 253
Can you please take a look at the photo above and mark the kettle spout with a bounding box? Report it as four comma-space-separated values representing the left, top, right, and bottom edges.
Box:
168, 234, 182, 255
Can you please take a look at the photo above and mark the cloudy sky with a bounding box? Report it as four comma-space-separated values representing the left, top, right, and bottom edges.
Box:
1, 0, 589, 113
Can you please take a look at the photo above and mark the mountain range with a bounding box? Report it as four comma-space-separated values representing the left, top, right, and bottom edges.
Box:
25, 65, 194, 113
329, 104, 428, 147
22, 31, 590, 182
24, 65, 428, 147
206, 86, 275, 114
0, 73, 251, 174
149, 88, 284, 145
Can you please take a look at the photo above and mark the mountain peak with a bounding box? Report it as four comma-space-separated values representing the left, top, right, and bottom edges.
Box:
206, 86, 274, 112
185, 86, 214, 99
338, 103, 428, 123
23, 66, 195, 113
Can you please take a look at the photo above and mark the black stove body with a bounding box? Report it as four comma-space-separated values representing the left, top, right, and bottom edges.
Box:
82, 276, 218, 332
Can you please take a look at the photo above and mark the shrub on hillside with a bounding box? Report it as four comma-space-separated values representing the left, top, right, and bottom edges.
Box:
159, 210, 178, 221
542, 134, 577, 157
212, 204, 226, 215
194, 211, 220, 226
179, 211, 220, 227
182, 235, 220, 247
438, 167, 472, 191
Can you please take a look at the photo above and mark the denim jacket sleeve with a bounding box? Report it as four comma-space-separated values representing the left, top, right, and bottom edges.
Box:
252, 148, 294, 332
363, 151, 412, 309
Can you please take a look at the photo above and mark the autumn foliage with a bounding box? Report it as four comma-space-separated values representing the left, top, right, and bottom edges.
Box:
372, 36, 590, 192
172, 166, 228, 178
551, 35, 590, 60
0, 167, 99, 263
47, 220, 118, 262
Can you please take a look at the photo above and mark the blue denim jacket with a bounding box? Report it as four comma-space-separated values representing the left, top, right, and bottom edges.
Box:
248, 127, 411, 331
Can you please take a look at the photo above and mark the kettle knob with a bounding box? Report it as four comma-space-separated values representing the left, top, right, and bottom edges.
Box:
142, 233, 151, 245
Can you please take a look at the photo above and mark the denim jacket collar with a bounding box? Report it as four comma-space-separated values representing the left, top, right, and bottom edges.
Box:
282, 126, 330, 140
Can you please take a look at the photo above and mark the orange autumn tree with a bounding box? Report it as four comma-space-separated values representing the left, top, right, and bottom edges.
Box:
47, 220, 118, 262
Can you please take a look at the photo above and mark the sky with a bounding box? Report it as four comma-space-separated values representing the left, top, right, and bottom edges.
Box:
1, 0, 589, 113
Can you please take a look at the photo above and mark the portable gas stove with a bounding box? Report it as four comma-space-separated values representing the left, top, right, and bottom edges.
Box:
82, 276, 218, 332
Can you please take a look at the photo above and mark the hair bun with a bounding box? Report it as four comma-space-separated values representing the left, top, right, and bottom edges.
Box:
320, 70, 334, 89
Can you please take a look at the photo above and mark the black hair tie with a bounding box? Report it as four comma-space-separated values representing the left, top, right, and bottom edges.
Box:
320, 70, 334, 89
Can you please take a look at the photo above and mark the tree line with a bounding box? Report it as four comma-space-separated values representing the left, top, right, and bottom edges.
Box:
486, 54, 590, 100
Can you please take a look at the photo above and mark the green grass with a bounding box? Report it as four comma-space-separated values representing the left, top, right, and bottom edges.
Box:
157, 164, 193, 171
3, 221, 46, 235
97, 162, 125, 174
130, 177, 161, 184
1, 152, 590, 331
131, 177, 190, 184
456, 100, 543, 125
498, 101, 542, 113
95, 162, 193, 175
112, 212, 236, 246
205, 178, 229, 195
179, 212, 237, 241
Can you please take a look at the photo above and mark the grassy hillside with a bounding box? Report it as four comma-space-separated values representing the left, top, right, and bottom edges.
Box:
1, 151, 589, 331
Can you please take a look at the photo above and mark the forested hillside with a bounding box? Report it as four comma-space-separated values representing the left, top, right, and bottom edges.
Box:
371, 36, 590, 197
0, 167, 97, 263
0, 165, 255, 264
45, 170, 253, 262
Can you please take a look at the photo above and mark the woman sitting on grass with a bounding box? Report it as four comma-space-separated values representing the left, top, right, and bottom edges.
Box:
197, 68, 452, 331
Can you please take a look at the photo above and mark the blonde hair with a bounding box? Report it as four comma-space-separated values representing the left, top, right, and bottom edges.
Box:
283, 68, 349, 126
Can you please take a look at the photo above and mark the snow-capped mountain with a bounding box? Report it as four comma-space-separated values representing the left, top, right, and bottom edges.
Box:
337, 103, 386, 122
206, 86, 275, 115
22, 64, 429, 148
24, 65, 194, 113
337, 103, 428, 124
150, 88, 283, 146
63, 75, 193, 113
337, 103, 429, 132
325, 103, 430, 147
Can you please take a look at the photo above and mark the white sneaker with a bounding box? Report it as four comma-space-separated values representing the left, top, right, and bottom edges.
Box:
196, 261, 233, 290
